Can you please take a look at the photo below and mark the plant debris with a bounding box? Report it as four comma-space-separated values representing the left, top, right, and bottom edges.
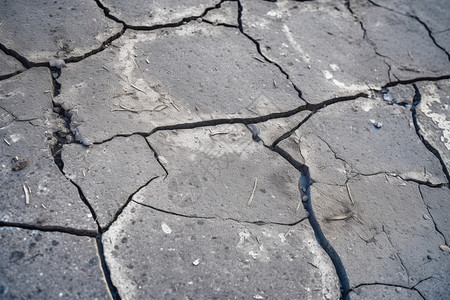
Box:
247, 178, 258, 206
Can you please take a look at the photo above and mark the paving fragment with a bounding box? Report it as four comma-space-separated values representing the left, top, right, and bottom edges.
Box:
62, 135, 165, 229
137, 125, 306, 223
241, 0, 388, 103
349, 285, 422, 300
307, 175, 449, 291
0, 0, 122, 62
0, 227, 109, 299
415, 80, 450, 172
100, 0, 220, 26
281, 97, 447, 185
0, 68, 97, 231
55, 22, 303, 143
351, 1, 450, 79
103, 201, 340, 299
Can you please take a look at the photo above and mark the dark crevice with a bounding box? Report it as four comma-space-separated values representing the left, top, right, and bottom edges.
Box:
410, 84, 450, 187
0, 69, 25, 81
383, 74, 450, 88
0, 43, 33, 69
351, 283, 425, 300
237, 0, 305, 102
96, 234, 121, 300
101, 176, 160, 233
270, 112, 313, 148
92, 92, 368, 145
0, 221, 97, 237
418, 186, 448, 244
271, 145, 350, 300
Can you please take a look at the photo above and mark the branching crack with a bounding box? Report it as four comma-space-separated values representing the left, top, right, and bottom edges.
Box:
102, 176, 160, 233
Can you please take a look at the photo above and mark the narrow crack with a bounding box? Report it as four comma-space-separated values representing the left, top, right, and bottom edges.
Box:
410, 84, 450, 187
132, 200, 307, 226
96, 234, 121, 300
384, 74, 450, 88
367, 0, 450, 61
0, 69, 25, 81
237, 0, 305, 101
418, 186, 448, 245
351, 282, 425, 300
0, 221, 97, 237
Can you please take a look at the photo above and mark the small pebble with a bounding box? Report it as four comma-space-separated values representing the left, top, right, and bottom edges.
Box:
395, 287, 402, 293
423, 214, 430, 220
192, 259, 200, 266
302, 195, 309, 202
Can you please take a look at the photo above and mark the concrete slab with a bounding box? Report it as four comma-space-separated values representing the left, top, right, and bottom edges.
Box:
103, 201, 340, 299
101, 0, 220, 26
62, 135, 165, 229
308, 175, 448, 291
0, 69, 97, 232
241, 0, 388, 103
351, 1, 450, 79
0, 0, 122, 62
136, 124, 306, 223
0, 51, 24, 78
280, 97, 447, 185
0, 227, 109, 299
55, 22, 304, 143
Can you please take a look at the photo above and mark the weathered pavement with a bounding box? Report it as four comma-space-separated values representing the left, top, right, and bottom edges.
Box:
0, 0, 449, 299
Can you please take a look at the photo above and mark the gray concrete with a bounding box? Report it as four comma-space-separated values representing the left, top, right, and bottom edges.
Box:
140, 125, 306, 223
0, 227, 109, 299
1, 0, 449, 299
101, 0, 220, 26
0, 68, 97, 232
103, 201, 339, 299
0, 0, 122, 62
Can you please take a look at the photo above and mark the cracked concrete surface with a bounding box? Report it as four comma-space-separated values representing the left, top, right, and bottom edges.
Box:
1, 0, 449, 299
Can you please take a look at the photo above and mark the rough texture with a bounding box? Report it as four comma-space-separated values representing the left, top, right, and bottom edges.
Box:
241, 0, 388, 103
103, 201, 340, 300
55, 23, 303, 143
0, 0, 122, 62
101, 0, 220, 26
139, 125, 306, 223
0, 227, 109, 299
0, 69, 97, 232
1, 0, 449, 299
62, 135, 165, 229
